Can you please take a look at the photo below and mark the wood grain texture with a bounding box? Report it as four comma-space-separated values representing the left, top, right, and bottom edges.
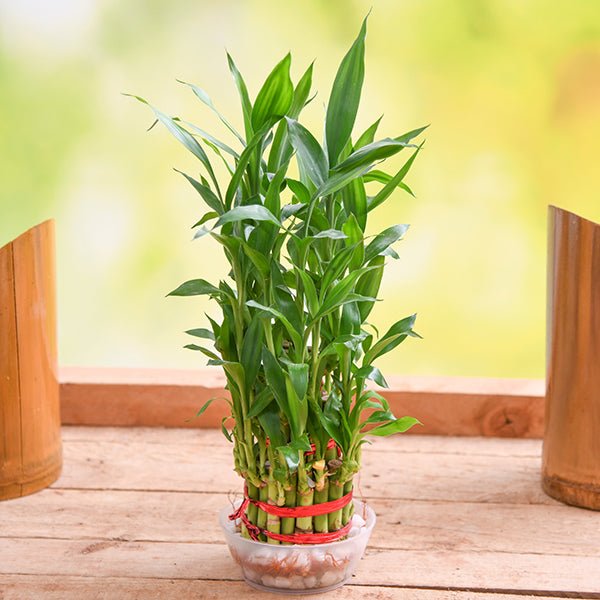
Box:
52, 429, 553, 505
543, 206, 600, 509
59, 367, 545, 437
0, 221, 61, 500
0, 577, 570, 600
2, 537, 600, 594
3, 489, 598, 557
2, 427, 600, 598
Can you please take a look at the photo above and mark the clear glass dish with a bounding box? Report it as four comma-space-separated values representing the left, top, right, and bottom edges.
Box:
219, 499, 376, 594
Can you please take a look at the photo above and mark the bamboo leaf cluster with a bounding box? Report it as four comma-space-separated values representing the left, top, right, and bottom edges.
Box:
133, 16, 425, 542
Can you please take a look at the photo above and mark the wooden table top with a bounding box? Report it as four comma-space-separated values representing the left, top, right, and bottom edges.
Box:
2, 427, 599, 599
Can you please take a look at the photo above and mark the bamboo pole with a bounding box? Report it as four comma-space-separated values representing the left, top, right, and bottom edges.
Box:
0, 220, 62, 501
542, 206, 600, 509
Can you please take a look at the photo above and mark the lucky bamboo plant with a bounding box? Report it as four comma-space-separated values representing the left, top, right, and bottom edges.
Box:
131, 17, 424, 543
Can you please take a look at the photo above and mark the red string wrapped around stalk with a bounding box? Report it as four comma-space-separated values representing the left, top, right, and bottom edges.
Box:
229, 486, 354, 544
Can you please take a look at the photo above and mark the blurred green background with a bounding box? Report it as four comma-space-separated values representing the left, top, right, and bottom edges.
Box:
1, 0, 599, 378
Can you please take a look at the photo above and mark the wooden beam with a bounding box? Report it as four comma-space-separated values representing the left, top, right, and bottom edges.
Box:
59, 367, 545, 438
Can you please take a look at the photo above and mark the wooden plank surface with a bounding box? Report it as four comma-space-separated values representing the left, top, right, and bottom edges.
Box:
0, 577, 571, 600
2, 489, 598, 557
52, 429, 554, 505
2, 426, 600, 599
58, 367, 545, 437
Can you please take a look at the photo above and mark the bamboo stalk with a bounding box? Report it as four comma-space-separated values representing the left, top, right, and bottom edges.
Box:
314, 479, 329, 533
257, 484, 268, 541
327, 478, 344, 532
296, 463, 314, 534
280, 472, 297, 544
266, 480, 281, 545
342, 479, 354, 525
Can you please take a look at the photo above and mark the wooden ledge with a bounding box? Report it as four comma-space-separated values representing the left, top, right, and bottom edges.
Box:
59, 367, 545, 438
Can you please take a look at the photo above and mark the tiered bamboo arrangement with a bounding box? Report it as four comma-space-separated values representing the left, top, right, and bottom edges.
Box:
132, 17, 424, 541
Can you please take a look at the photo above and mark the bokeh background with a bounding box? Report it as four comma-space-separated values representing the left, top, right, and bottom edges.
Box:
1, 0, 599, 378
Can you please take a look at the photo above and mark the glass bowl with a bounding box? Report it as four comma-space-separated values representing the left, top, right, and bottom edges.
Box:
219, 499, 376, 594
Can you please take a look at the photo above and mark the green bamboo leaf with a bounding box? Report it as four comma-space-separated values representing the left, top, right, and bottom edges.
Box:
193, 398, 215, 418
286, 117, 328, 188
362, 170, 415, 197
257, 404, 285, 449
177, 79, 245, 144
262, 347, 290, 415
247, 386, 275, 419
354, 116, 382, 150
277, 434, 311, 471
268, 62, 314, 172
340, 300, 362, 335
342, 214, 364, 271
191, 211, 219, 228
287, 179, 311, 204
224, 126, 269, 208
320, 243, 360, 293
395, 125, 429, 144
210, 232, 241, 260
185, 328, 215, 340
240, 315, 264, 392
368, 416, 422, 436
281, 203, 304, 221
368, 145, 422, 212
295, 268, 319, 316
289, 63, 314, 117
319, 404, 345, 450
215, 205, 281, 228
355, 255, 384, 320
264, 164, 288, 217
325, 16, 367, 165
342, 177, 367, 231
247, 300, 302, 352
314, 266, 375, 322
221, 416, 233, 442
316, 163, 372, 198
313, 229, 347, 240
364, 224, 409, 263
333, 138, 414, 173
168, 279, 221, 297
241, 240, 270, 277
286, 362, 309, 402
226, 52, 253, 140
360, 409, 397, 427
177, 118, 240, 160
283, 376, 307, 438
368, 314, 418, 362
184, 344, 220, 360
137, 99, 219, 192
251, 54, 294, 131
175, 170, 223, 214
354, 365, 388, 388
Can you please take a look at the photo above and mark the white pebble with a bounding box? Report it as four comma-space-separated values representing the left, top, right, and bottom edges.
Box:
303, 576, 317, 589
294, 552, 311, 569
319, 569, 343, 587
289, 576, 305, 589
261, 574, 276, 587
274, 576, 292, 589
243, 568, 259, 583
352, 514, 366, 528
